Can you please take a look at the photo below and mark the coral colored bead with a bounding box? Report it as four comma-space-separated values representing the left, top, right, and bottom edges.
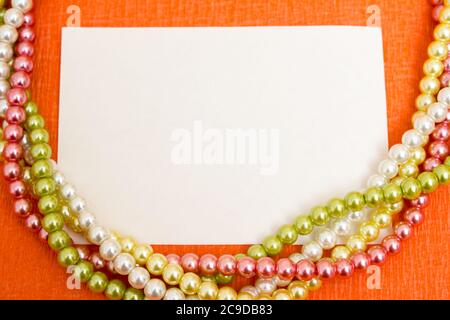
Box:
25, 214, 41, 232
5, 106, 26, 124
350, 252, 371, 271
423, 157, 441, 171
441, 72, 450, 87
9, 180, 26, 198
276, 258, 296, 281
75, 245, 91, 260
336, 259, 354, 278
237, 257, 256, 278
198, 254, 217, 275
367, 246, 387, 265
90, 252, 106, 270
166, 254, 180, 265
316, 258, 336, 279
433, 5, 445, 22
382, 236, 401, 255
7, 88, 28, 106
13, 56, 33, 73
23, 13, 35, 26
429, 0, 443, 5
429, 140, 449, 160
445, 57, 450, 71
217, 255, 236, 276
395, 222, 413, 240
404, 207, 425, 226
14, 198, 32, 218
181, 253, 199, 272
16, 41, 34, 57
19, 27, 36, 42
296, 259, 316, 281
3, 143, 23, 162
409, 194, 429, 208
3, 124, 24, 142
3, 161, 21, 181
10, 71, 31, 89
256, 257, 276, 279
432, 123, 449, 141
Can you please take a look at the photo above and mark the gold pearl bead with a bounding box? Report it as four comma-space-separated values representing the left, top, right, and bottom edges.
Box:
258, 294, 272, 300
132, 245, 153, 265
217, 287, 237, 300
434, 24, 450, 42
423, 58, 444, 77
273, 289, 291, 300
428, 41, 448, 60
146, 253, 168, 276
346, 235, 367, 252
359, 222, 380, 242
415, 94, 436, 111
419, 76, 440, 94
308, 278, 322, 291
331, 245, 351, 260
440, 6, 450, 24
119, 237, 136, 253
162, 263, 184, 286
109, 231, 121, 241
179, 272, 201, 295
198, 282, 219, 300
288, 281, 309, 300
410, 147, 426, 165
237, 292, 254, 300
372, 209, 392, 229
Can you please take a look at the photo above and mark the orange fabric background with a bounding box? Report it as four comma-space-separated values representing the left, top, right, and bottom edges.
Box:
0, 0, 449, 300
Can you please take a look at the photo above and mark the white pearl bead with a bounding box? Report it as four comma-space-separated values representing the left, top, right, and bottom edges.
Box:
4, 8, 24, 28
402, 130, 425, 149
437, 87, 450, 105
113, 253, 136, 275
413, 115, 435, 135
0, 79, 11, 97
12, 0, 34, 13
164, 288, 185, 300
378, 159, 399, 179
316, 228, 337, 250
348, 210, 365, 222
367, 174, 387, 187
0, 61, 10, 79
144, 279, 166, 300
87, 225, 110, 245
241, 285, 260, 297
0, 42, 13, 62
53, 172, 65, 186
427, 102, 448, 122
288, 253, 305, 263
332, 218, 352, 236
60, 183, 76, 200
274, 275, 291, 288
0, 99, 8, 117
70, 196, 86, 214
255, 278, 277, 295
78, 211, 96, 231
99, 238, 121, 261
0, 24, 18, 44
388, 144, 410, 164
301, 241, 323, 262
128, 267, 150, 289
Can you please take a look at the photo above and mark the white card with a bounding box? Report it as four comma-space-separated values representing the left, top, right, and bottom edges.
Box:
58, 26, 388, 244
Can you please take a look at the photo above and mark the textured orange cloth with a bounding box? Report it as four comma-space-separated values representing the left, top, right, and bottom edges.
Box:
0, 0, 449, 300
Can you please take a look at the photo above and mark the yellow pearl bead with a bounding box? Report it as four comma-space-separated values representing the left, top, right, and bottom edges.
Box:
132, 245, 153, 265
359, 221, 380, 242
308, 278, 322, 291
179, 272, 201, 295
372, 210, 392, 229
419, 76, 440, 94
109, 231, 121, 241
237, 292, 254, 300
434, 24, 450, 42
346, 235, 367, 252
272, 289, 291, 300
119, 237, 136, 253
410, 147, 426, 165
258, 294, 272, 300
386, 201, 404, 215
146, 253, 168, 276
162, 263, 184, 286
415, 94, 436, 111
217, 287, 237, 300
198, 282, 219, 300
331, 245, 351, 260
399, 161, 419, 178
428, 41, 448, 60
288, 281, 309, 300
440, 6, 450, 23
423, 58, 444, 77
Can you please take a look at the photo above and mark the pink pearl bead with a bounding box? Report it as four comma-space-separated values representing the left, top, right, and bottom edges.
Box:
432, 123, 449, 141
7, 88, 28, 106
395, 222, 413, 240
237, 257, 256, 278
107, 261, 117, 274
13, 56, 33, 73
367, 246, 387, 265
409, 194, 429, 208
3, 143, 24, 162
199, 254, 217, 275
316, 258, 336, 279
423, 157, 441, 171
256, 257, 276, 279
25, 214, 41, 232
440, 71, 450, 87
276, 258, 296, 281
5, 106, 26, 124
16, 41, 34, 57
38, 228, 49, 242
335, 259, 354, 278
3, 124, 24, 142
217, 254, 236, 276
9, 180, 26, 198
14, 198, 32, 218
296, 259, 316, 281
19, 27, 36, 42
429, 140, 449, 160
433, 5, 445, 22
23, 13, 35, 27
3, 161, 21, 181
351, 252, 371, 271
181, 253, 199, 272
90, 253, 106, 270
166, 254, 181, 265
10, 71, 31, 89
76, 245, 91, 260
404, 207, 425, 226
382, 235, 401, 255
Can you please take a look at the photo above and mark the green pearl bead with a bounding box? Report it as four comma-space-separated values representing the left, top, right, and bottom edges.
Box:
48, 230, 72, 251
382, 183, 403, 204
294, 215, 313, 235
38, 195, 59, 215
31, 159, 53, 179
105, 279, 126, 300
30, 143, 52, 160
364, 187, 384, 208
201, 275, 216, 283
73, 261, 94, 283
345, 191, 366, 211
326, 198, 348, 218
401, 178, 422, 200
35, 178, 56, 197
123, 288, 144, 300
247, 244, 267, 259
277, 224, 298, 245
88, 272, 109, 293
29, 129, 49, 145
310, 206, 330, 226
234, 253, 246, 261
24, 101, 39, 116
216, 273, 234, 285
399, 161, 419, 178
262, 236, 283, 256
26, 114, 45, 131
57, 247, 80, 268
444, 156, 450, 166
417, 172, 439, 193
42, 213, 65, 233
0, 9, 5, 23
433, 164, 450, 184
